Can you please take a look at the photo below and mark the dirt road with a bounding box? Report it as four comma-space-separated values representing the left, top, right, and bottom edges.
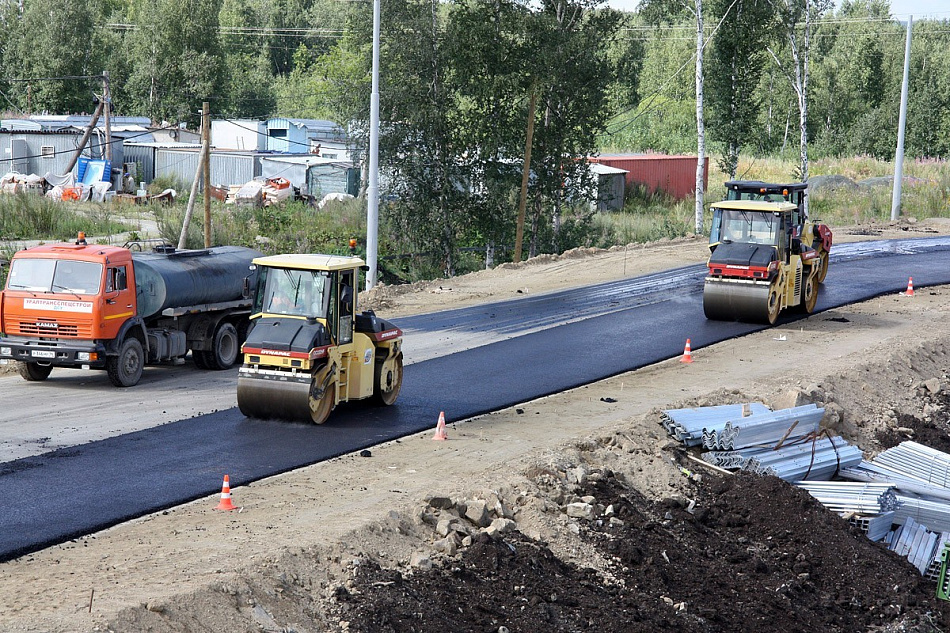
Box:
2, 218, 950, 631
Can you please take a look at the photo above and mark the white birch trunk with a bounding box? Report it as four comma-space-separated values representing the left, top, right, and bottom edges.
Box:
694, 0, 705, 234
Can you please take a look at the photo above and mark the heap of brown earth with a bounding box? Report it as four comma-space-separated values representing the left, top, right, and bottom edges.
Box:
338, 473, 946, 632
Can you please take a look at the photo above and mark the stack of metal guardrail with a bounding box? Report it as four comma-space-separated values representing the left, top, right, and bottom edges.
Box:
886, 516, 948, 575
701, 435, 862, 481
660, 402, 771, 447
832, 442, 950, 576
702, 404, 824, 451
742, 437, 862, 481
795, 481, 900, 513
842, 443, 950, 532
663, 403, 862, 482
794, 481, 899, 541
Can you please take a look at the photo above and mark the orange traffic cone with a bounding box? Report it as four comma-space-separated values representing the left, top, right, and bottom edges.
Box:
432, 411, 448, 441
901, 277, 915, 296
680, 339, 694, 364
215, 475, 238, 511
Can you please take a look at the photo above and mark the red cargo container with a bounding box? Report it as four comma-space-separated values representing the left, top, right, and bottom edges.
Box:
590, 154, 708, 201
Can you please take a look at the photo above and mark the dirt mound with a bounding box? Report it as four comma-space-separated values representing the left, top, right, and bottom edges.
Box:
337, 472, 948, 633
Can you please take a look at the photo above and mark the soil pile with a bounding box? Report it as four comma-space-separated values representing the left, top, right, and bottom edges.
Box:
337, 472, 948, 633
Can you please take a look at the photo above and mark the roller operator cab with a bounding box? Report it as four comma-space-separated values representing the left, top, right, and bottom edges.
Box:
236, 254, 404, 424
704, 182, 833, 325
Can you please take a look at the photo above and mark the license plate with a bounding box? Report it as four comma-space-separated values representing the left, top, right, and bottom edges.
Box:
31, 350, 55, 359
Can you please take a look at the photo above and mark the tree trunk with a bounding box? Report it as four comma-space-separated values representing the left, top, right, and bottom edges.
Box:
694, 0, 705, 234
800, 1, 811, 217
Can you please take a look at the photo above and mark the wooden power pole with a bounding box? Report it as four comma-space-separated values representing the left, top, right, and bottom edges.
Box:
102, 71, 112, 163
202, 102, 211, 248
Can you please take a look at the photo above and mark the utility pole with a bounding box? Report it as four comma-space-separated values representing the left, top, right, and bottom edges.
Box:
102, 71, 112, 163
202, 102, 211, 248
514, 81, 537, 264
891, 16, 912, 221
65, 101, 104, 174
366, 0, 381, 288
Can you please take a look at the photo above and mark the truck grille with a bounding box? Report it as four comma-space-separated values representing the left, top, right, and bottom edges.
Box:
13, 320, 85, 338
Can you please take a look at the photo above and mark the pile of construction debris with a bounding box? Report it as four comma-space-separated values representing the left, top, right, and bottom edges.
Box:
225, 176, 294, 207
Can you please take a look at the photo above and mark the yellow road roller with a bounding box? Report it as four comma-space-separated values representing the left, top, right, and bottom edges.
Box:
704, 181, 833, 325
236, 254, 403, 423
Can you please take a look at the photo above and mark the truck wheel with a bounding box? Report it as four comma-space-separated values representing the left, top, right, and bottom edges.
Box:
107, 338, 144, 387
206, 323, 239, 370
373, 353, 403, 406
192, 350, 209, 369
18, 362, 52, 382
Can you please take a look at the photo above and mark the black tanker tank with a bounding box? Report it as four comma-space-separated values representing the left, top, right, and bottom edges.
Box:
132, 246, 262, 319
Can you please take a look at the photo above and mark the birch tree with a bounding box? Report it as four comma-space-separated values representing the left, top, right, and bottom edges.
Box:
767, 0, 833, 217
707, 0, 772, 178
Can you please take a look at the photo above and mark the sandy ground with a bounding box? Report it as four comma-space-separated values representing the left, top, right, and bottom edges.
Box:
1, 217, 950, 631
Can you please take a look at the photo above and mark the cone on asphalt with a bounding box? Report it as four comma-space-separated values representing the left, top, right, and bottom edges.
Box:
680, 339, 694, 364
215, 475, 238, 511
432, 411, 448, 441
901, 277, 915, 296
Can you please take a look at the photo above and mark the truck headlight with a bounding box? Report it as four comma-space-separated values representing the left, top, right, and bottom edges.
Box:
0, 346, 11, 356
77, 351, 94, 361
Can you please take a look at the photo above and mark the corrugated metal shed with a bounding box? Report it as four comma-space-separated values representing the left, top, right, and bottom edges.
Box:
260, 156, 359, 197
0, 123, 150, 183
1, 115, 151, 131
154, 148, 261, 189
265, 118, 348, 154
589, 163, 627, 211
590, 154, 708, 200
0, 129, 88, 177
211, 120, 266, 151
265, 119, 310, 153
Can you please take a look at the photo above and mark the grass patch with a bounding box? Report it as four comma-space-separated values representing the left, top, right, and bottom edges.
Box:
0, 194, 133, 242
152, 196, 368, 256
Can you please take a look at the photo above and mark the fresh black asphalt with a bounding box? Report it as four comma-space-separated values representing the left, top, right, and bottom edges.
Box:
2, 237, 950, 561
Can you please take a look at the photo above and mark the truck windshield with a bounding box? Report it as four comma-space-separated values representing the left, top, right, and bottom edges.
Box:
719, 210, 778, 246
258, 267, 330, 317
6, 258, 102, 294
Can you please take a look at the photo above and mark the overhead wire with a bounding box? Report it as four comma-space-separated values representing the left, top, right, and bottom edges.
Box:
604, 0, 741, 138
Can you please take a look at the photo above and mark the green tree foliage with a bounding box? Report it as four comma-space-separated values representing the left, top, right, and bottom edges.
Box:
527, 0, 623, 255
447, 0, 533, 261
217, 0, 276, 118
2, 0, 107, 114
373, 0, 468, 276
124, 0, 225, 126
706, 0, 773, 177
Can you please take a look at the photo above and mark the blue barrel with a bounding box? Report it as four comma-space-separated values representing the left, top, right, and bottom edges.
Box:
132, 246, 261, 319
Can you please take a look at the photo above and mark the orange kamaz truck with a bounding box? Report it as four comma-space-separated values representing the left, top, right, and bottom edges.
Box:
0, 237, 260, 386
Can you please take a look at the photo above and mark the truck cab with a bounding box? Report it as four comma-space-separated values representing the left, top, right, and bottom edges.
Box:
0, 243, 138, 379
